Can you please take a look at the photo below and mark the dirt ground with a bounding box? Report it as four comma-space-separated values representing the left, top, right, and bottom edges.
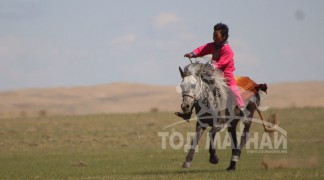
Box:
1, 81, 324, 117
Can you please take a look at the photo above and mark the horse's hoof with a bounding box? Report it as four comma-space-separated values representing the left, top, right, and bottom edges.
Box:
226, 161, 236, 171
182, 162, 191, 168
209, 156, 219, 164
226, 166, 236, 171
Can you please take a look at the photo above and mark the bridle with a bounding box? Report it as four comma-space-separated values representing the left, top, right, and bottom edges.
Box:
181, 74, 205, 102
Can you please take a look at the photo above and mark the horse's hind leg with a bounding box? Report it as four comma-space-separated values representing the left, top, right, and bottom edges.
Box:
238, 102, 256, 151
182, 125, 205, 168
226, 118, 240, 171
239, 117, 253, 149
209, 127, 219, 164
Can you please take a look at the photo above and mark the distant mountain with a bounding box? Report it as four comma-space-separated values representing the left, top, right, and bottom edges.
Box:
1, 81, 324, 117
261, 81, 324, 108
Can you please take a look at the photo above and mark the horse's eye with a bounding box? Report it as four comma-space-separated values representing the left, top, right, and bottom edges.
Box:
191, 84, 196, 88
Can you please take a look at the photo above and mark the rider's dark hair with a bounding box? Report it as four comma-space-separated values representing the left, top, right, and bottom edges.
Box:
214, 23, 229, 41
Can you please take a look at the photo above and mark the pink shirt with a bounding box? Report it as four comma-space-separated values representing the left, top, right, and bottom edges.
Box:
192, 42, 236, 85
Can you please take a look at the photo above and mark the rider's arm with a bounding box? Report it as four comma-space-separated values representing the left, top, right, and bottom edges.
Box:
184, 52, 196, 58
192, 43, 213, 57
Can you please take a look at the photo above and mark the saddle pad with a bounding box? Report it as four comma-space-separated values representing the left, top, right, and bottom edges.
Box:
235, 76, 258, 101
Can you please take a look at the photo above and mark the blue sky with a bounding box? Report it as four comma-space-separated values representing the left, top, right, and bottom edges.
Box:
0, 0, 323, 90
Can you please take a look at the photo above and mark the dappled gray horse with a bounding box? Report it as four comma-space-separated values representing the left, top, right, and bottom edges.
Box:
176, 63, 267, 171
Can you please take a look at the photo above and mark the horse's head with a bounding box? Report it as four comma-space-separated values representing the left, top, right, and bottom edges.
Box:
176, 63, 228, 120
178, 66, 203, 114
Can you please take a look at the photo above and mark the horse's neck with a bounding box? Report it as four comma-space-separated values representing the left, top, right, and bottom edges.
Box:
200, 80, 231, 111
201, 83, 212, 97
199, 82, 217, 104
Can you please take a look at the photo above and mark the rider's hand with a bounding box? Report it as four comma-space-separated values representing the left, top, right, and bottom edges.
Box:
184, 52, 194, 58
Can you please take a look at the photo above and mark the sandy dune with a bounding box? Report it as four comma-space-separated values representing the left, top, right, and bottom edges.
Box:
1, 81, 324, 117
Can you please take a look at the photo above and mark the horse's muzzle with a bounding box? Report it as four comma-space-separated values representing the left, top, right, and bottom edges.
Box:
181, 102, 191, 113
181, 96, 196, 114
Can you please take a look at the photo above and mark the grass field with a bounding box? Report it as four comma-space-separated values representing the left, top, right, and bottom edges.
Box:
0, 107, 323, 179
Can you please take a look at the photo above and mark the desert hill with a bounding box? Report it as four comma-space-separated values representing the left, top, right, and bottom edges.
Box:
1, 81, 324, 117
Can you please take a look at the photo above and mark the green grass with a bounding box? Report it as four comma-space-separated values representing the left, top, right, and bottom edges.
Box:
0, 108, 323, 179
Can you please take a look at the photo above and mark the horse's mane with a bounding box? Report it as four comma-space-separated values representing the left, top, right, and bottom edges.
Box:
183, 63, 230, 107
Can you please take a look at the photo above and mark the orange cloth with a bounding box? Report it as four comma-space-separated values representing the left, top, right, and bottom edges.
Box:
235, 76, 258, 101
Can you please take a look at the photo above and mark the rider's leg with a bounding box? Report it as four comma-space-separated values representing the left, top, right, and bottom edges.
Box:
228, 85, 245, 108
228, 82, 248, 124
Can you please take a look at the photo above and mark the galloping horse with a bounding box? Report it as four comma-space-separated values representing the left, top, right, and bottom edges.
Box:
175, 62, 274, 171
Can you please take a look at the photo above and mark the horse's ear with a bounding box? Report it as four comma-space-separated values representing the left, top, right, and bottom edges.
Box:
179, 66, 185, 79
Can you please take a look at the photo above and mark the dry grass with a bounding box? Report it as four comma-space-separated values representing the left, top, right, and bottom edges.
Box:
0, 108, 323, 179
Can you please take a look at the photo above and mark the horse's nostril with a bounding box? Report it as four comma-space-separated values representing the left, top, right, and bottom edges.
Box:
181, 103, 190, 112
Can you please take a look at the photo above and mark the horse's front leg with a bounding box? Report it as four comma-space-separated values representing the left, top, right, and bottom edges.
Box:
209, 127, 219, 164
182, 124, 205, 168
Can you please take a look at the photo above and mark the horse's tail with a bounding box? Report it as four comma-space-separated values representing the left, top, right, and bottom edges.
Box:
253, 83, 278, 133
256, 108, 278, 133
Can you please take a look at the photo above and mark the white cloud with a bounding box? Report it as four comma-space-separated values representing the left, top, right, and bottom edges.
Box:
153, 12, 181, 28
110, 33, 136, 46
